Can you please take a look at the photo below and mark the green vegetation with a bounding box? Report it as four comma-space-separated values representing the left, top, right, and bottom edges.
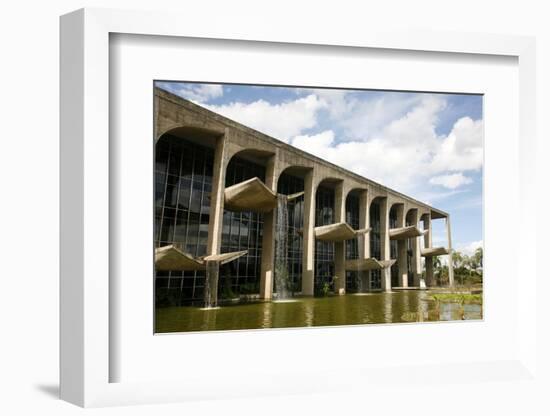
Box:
432, 247, 483, 288
432, 293, 482, 304
321, 282, 331, 297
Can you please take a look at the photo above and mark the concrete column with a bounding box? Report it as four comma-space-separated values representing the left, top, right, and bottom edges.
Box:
358, 191, 370, 259
206, 132, 229, 256
358, 190, 370, 291
423, 214, 435, 287
333, 182, 346, 295
205, 133, 229, 307
380, 197, 392, 292
259, 153, 278, 299
446, 215, 455, 287
301, 170, 316, 296
396, 205, 408, 288
410, 210, 422, 287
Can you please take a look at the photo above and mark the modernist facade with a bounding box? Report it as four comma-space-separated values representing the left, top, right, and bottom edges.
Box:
154, 87, 454, 306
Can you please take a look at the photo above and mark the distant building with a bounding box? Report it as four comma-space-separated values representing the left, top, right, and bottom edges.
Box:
154, 87, 453, 306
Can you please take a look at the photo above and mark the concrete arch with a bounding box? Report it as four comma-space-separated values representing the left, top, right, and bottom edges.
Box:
344, 186, 368, 203
406, 207, 419, 226
389, 202, 405, 226
155, 123, 225, 145
315, 176, 344, 192
369, 195, 387, 209
226, 147, 276, 165
275, 165, 312, 192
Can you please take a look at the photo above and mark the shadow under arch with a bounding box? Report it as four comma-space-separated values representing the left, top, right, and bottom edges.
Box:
313, 177, 344, 295
155, 124, 224, 148
368, 195, 387, 291
388, 202, 404, 287
344, 187, 367, 293
220, 147, 278, 300
273, 165, 312, 297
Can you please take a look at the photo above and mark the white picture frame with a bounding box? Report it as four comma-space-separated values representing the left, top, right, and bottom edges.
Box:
60, 8, 537, 408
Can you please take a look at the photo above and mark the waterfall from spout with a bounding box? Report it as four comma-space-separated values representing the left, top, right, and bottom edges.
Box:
204, 260, 220, 308
274, 194, 290, 299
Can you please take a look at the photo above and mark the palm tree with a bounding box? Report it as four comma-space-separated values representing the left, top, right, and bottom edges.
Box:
433, 255, 442, 284
473, 247, 483, 270
452, 251, 465, 285
452, 251, 464, 269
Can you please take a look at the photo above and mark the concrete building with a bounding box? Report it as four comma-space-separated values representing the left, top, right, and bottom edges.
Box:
153, 87, 454, 306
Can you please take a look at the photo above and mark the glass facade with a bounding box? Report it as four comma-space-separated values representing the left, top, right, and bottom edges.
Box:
369, 200, 382, 290
389, 206, 399, 287
155, 135, 267, 306
155, 135, 214, 306
277, 172, 305, 293
345, 193, 360, 291
315, 185, 335, 294
220, 156, 265, 298
155, 135, 426, 303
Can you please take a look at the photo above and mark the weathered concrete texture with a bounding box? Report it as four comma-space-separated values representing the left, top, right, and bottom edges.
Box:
224, 176, 278, 213
224, 176, 304, 214
421, 247, 450, 257
314, 222, 370, 242
155, 245, 247, 271
389, 225, 426, 240
345, 258, 396, 271
379, 198, 392, 292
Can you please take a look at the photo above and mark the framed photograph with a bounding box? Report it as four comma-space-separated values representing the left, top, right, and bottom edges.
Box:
60, 8, 537, 407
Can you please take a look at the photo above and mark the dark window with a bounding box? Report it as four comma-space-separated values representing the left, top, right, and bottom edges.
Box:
315, 185, 335, 294
370, 200, 381, 289
220, 156, 266, 297
345, 193, 360, 291
277, 172, 305, 293
154, 135, 214, 306
390, 206, 399, 287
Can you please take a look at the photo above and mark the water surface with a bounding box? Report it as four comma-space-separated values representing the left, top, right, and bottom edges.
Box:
155, 291, 482, 333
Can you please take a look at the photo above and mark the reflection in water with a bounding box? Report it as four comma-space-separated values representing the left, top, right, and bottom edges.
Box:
304, 301, 314, 327
155, 291, 483, 333
383, 293, 393, 323
261, 301, 273, 328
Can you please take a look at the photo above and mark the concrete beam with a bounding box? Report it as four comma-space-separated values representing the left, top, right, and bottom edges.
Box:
313, 222, 369, 242
155, 244, 248, 271
389, 225, 425, 240
345, 258, 396, 271
421, 247, 450, 257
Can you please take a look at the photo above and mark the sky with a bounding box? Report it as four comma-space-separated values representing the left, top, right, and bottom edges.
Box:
156, 81, 483, 256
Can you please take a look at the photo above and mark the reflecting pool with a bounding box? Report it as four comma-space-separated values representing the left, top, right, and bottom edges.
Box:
155, 290, 482, 333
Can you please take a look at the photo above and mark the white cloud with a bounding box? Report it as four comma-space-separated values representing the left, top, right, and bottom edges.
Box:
284, 95, 482, 201
430, 117, 483, 173
206, 94, 325, 142
429, 173, 473, 189
287, 96, 446, 193
161, 82, 483, 205
292, 130, 335, 157
456, 240, 483, 256
163, 83, 224, 103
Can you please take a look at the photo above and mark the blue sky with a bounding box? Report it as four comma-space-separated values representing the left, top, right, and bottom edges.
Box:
156, 81, 483, 255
